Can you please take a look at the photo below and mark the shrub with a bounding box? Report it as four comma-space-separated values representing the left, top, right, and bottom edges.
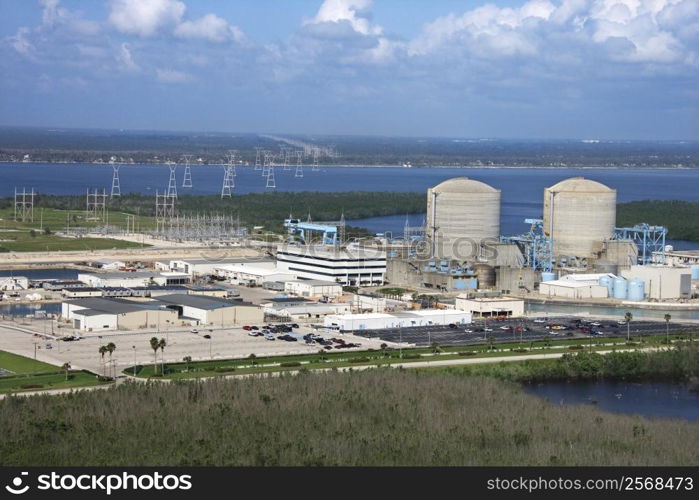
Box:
513, 348, 528, 353
401, 354, 421, 360
96, 376, 114, 382
349, 357, 370, 363
568, 345, 584, 350
19, 384, 44, 390
458, 351, 477, 356
214, 366, 236, 373
279, 361, 302, 368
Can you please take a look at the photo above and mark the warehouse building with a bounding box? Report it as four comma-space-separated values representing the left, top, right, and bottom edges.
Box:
274, 303, 351, 322
215, 263, 297, 285
154, 294, 263, 325
455, 296, 525, 317
276, 244, 386, 286
539, 279, 608, 299
0, 276, 29, 291
284, 279, 343, 298
621, 265, 692, 300
324, 309, 472, 331
78, 271, 190, 288
169, 258, 275, 277
62, 298, 178, 332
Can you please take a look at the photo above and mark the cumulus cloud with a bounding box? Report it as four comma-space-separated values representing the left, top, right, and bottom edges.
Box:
109, 0, 185, 37
174, 13, 245, 43
306, 0, 382, 36
116, 42, 139, 72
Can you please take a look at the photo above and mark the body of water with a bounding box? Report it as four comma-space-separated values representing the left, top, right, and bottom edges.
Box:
524, 380, 699, 421
0, 268, 79, 280
526, 302, 699, 321
3, 163, 699, 245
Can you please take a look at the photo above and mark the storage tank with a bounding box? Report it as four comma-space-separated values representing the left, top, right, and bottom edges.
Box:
543, 177, 616, 259
598, 276, 614, 296
472, 263, 496, 288
427, 177, 501, 260
541, 272, 556, 282
692, 265, 699, 280
628, 279, 645, 301
613, 277, 628, 299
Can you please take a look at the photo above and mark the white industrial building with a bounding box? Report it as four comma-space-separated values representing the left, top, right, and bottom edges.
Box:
215, 263, 296, 285
455, 296, 525, 317
276, 244, 386, 286
78, 271, 190, 288
275, 303, 351, 322
62, 298, 179, 332
560, 273, 616, 286
539, 280, 608, 299
169, 258, 275, 277
154, 294, 264, 325
284, 279, 343, 298
621, 265, 692, 300
0, 276, 29, 291
324, 309, 472, 331
89, 259, 127, 270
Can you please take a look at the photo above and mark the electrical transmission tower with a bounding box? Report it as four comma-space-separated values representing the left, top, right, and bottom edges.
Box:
167, 164, 178, 199
181, 154, 193, 188
110, 164, 121, 198
221, 151, 236, 198
312, 147, 320, 171
254, 147, 263, 171
284, 147, 293, 171
294, 150, 304, 178
86, 188, 107, 222
14, 187, 35, 222
266, 165, 276, 190
155, 190, 176, 232
262, 151, 272, 177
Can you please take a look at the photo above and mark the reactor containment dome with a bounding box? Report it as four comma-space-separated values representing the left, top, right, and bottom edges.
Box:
427, 177, 501, 260
543, 177, 616, 261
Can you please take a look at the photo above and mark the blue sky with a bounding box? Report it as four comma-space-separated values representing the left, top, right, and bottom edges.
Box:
0, 0, 697, 140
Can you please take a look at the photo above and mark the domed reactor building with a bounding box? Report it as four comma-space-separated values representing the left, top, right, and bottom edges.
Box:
426, 177, 501, 260
543, 177, 616, 263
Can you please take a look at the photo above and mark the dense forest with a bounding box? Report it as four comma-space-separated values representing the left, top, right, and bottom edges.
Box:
617, 200, 699, 242
1, 127, 696, 168
1, 367, 697, 466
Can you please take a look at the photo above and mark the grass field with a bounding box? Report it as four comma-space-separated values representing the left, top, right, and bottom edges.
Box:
0, 350, 57, 374
1, 370, 697, 466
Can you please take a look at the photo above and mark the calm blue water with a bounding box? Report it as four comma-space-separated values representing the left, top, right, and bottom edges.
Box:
3, 163, 699, 243
525, 381, 699, 421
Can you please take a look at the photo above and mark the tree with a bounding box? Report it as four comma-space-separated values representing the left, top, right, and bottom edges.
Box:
29, 229, 37, 238
664, 314, 672, 346
43, 226, 52, 235
158, 338, 167, 375
106, 342, 116, 378
248, 353, 257, 366
149, 337, 160, 375
183, 356, 192, 372
61, 362, 71, 381
430, 341, 441, 354
98, 345, 108, 376
625, 312, 633, 342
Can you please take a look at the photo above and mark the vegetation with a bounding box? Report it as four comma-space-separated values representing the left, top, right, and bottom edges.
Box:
0, 350, 57, 375
0, 370, 697, 466
617, 200, 699, 241
428, 345, 699, 384
0, 370, 101, 394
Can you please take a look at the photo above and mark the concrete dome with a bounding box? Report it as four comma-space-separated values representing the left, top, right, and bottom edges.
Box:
427, 177, 501, 260
547, 177, 615, 193
431, 177, 500, 194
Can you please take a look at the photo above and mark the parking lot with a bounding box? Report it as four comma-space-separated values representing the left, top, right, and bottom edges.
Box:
0, 320, 387, 374
351, 316, 698, 347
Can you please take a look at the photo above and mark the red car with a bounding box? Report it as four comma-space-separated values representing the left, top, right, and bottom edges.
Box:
242, 326, 252, 331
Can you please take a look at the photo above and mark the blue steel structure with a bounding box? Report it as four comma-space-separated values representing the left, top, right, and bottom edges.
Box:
284, 218, 338, 245
613, 223, 667, 265
500, 218, 553, 272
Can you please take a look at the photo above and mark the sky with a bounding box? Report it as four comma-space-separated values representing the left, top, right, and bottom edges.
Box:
0, 0, 697, 140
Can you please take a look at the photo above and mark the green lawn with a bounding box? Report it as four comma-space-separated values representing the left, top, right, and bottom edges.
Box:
0, 350, 57, 374
0, 371, 105, 394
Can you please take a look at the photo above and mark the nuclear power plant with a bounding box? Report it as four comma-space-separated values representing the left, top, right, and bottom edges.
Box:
386, 175, 693, 303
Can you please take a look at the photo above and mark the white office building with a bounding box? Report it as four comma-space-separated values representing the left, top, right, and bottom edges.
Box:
324, 309, 472, 331
276, 244, 386, 286
284, 280, 343, 298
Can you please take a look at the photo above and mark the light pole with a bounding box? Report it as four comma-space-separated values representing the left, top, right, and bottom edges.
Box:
209, 335, 212, 359
132, 345, 136, 377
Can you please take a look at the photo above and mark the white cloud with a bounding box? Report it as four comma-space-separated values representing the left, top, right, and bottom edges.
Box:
109, 0, 185, 37
306, 0, 382, 36
174, 13, 245, 43
9, 27, 34, 55
117, 43, 139, 71
155, 68, 191, 83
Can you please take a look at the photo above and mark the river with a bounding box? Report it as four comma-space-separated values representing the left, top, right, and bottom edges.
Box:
524, 380, 699, 421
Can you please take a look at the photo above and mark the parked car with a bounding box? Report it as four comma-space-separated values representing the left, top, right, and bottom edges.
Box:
533, 318, 546, 323
191, 329, 199, 334
291, 323, 300, 329
264, 333, 276, 341
247, 331, 258, 337
250, 326, 259, 331
242, 326, 252, 331
448, 323, 457, 329
203, 334, 211, 339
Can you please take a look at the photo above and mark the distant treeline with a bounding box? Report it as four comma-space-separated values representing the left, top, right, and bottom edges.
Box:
0, 192, 426, 234
617, 200, 699, 242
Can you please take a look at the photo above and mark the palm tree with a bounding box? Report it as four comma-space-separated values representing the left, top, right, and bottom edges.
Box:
625, 312, 633, 342
98, 345, 108, 376
183, 356, 192, 373
61, 362, 71, 381
664, 314, 671, 346
149, 337, 160, 375
158, 338, 167, 375
106, 342, 116, 378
